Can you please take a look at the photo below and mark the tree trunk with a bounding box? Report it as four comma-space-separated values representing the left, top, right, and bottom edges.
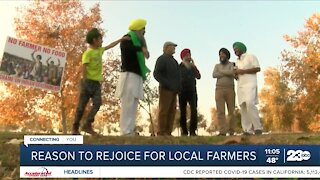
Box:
148, 102, 155, 136
60, 85, 67, 134
60, 104, 67, 134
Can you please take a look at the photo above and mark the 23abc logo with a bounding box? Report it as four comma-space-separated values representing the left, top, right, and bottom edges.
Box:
286, 150, 311, 162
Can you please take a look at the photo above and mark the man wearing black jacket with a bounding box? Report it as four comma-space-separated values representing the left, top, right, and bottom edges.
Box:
179, 48, 201, 136
154, 41, 180, 136
115, 19, 150, 136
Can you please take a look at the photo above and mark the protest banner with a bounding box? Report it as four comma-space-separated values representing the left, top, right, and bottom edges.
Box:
0, 36, 66, 92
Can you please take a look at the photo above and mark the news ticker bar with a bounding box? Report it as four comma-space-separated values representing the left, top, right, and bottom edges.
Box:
20, 145, 320, 166
20, 166, 320, 178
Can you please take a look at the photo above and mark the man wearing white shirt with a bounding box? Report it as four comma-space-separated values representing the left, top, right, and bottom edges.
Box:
233, 42, 263, 135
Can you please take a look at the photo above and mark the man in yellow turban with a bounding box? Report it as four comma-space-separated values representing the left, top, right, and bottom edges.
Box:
128, 19, 147, 31
115, 18, 150, 136
233, 42, 263, 136
128, 18, 149, 59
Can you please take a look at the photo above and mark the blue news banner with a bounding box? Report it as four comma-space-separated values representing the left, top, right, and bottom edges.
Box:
20, 145, 320, 166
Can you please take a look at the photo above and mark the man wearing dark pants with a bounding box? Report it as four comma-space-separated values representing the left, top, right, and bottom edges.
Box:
72, 28, 127, 135
179, 49, 201, 136
74, 79, 102, 134
154, 41, 180, 136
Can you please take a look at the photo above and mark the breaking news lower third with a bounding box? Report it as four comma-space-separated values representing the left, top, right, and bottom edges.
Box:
20, 135, 320, 178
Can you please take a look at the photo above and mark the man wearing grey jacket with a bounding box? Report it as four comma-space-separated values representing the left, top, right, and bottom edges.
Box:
154, 41, 181, 136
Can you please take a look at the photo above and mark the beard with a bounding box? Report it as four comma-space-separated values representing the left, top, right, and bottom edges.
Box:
135, 30, 147, 48
220, 59, 228, 64
182, 59, 192, 69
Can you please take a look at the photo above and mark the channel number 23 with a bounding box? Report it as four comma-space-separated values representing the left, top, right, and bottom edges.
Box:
286, 150, 311, 162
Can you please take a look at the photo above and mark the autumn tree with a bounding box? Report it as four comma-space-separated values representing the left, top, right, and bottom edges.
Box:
79, 51, 122, 135
207, 106, 241, 135
281, 12, 320, 131
0, 1, 122, 133
0, 85, 41, 130
172, 107, 207, 136
234, 107, 242, 132
206, 107, 218, 135
148, 107, 159, 135
259, 67, 294, 132
139, 76, 159, 136
96, 52, 122, 134
197, 113, 207, 130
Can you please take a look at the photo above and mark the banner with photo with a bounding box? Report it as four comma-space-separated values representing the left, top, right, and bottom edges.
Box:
0, 36, 66, 92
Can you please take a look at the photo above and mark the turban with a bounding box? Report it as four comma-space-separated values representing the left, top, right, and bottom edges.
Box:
233, 42, 247, 53
180, 48, 191, 60
219, 48, 230, 60
128, 19, 147, 31
86, 28, 102, 44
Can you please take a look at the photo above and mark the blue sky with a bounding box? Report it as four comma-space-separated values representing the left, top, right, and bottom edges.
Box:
0, 1, 319, 122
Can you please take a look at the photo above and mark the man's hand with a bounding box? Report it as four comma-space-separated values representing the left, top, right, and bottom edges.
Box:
235, 67, 260, 75
190, 58, 197, 66
142, 47, 150, 59
234, 69, 246, 75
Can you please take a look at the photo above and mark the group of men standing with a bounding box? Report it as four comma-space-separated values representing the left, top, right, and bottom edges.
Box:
154, 43, 201, 136
213, 43, 263, 136
71, 18, 263, 137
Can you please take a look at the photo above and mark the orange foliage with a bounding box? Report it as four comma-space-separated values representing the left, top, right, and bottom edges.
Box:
0, 1, 104, 132
280, 12, 320, 132
259, 67, 294, 132
206, 108, 218, 134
